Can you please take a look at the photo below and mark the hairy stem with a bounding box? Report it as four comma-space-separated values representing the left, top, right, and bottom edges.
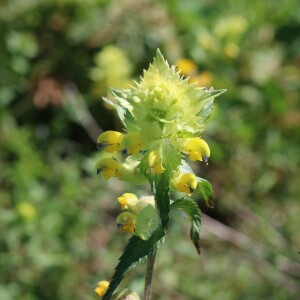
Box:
144, 251, 156, 300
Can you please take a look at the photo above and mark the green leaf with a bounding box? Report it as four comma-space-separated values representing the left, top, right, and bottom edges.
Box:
161, 140, 182, 174
154, 172, 170, 228
198, 98, 214, 123
102, 228, 165, 300
196, 177, 214, 208
102, 95, 139, 132
170, 198, 202, 254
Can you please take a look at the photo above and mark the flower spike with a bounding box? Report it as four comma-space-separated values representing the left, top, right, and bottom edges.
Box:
97, 130, 124, 152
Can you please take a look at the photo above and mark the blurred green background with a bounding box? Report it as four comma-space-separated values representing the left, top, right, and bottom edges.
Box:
1, 0, 300, 299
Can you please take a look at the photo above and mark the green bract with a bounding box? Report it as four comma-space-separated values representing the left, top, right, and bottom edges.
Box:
105, 49, 225, 137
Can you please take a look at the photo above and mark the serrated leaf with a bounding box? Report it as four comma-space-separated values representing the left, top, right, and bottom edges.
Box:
198, 98, 214, 123
103, 228, 165, 300
197, 89, 226, 123
161, 141, 182, 174
102, 96, 139, 132
196, 177, 214, 208
170, 198, 202, 254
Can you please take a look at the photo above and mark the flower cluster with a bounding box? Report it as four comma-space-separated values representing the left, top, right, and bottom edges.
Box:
95, 50, 224, 199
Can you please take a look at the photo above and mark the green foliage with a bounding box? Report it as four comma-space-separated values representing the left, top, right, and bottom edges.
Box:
170, 198, 202, 254
153, 173, 170, 228
103, 228, 165, 300
196, 177, 214, 208
136, 205, 160, 241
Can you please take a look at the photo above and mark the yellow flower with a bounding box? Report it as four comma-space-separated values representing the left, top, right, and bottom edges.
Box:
96, 158, 123, 180
184, 138, 210, 163
190, 71, 213, 87
116, 212, 137, 233
224, 43, 240, 58
176, 58, 197, 76
121, 132, 144, 155
94, 280, 109, 297
147, 150, 164, 175
17, 201, 37, 221
118, 193, 138, 210
175, 173, 198, 196
97, 130, 124, 152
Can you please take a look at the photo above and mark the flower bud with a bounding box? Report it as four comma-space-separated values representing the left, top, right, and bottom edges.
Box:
184, 138, 210, 162
116, 212, 137, 233
121, 132, 144, 155
96, 158, 123, 180
146, 150, 164, 175
97, 131, 124, 152
174, 173, 198, 196
94, 280, 109, 297
117, 193, 138, 210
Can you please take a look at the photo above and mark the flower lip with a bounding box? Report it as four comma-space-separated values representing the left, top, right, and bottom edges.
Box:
174, 173, 198, 196
96, 158, 123, 180
183, 138, 210, 162
202, 155, 209, 164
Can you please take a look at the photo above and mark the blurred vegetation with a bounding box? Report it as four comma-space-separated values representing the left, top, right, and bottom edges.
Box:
0, 0, 300, 299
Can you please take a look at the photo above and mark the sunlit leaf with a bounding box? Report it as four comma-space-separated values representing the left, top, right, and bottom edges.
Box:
170, 198, 202, 254
103, 228, 165, 300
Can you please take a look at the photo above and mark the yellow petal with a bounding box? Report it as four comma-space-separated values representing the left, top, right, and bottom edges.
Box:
94, 281, 109, 297
117, 193, 138, 210
189, 150, 202, 162
116, 212, 137, 234
175, 173, 198, 195
96, 158, 123, 180
185, 138, 210, 162
97, 131, 124, 152
153, 162, 164, 174
121, 132, 144, 155
147, 150, 164, 175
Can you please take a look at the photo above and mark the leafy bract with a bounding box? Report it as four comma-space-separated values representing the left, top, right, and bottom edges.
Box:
170, 198, 202, 254
136, 205, 160, 240
103, 228, 165, 300
196, 177, 214, 208
106, 49, 225, 138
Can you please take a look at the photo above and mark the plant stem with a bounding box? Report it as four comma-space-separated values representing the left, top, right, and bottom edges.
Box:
144, 251, 156, 300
